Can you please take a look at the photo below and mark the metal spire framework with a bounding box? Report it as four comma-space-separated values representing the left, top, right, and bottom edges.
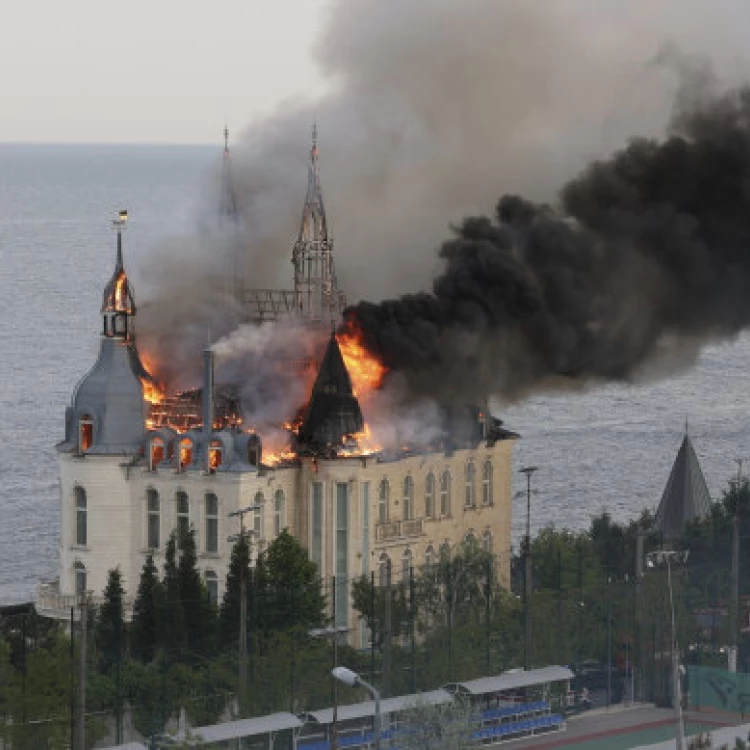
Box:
291, 123, 345, 323
219, 124, 239, 221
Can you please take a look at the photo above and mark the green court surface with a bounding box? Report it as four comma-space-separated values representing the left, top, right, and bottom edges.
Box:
567, 721, 718, 750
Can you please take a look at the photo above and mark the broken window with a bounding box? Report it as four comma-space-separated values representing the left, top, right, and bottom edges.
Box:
179, 439, 193, 470
150, 437, 165, 470
209, 439, 223, 472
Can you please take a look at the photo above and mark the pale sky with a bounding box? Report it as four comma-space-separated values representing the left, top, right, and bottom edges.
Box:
0, 0, 333, 144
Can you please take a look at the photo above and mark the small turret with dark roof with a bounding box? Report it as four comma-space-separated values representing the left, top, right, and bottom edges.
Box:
297, 332, 364, 450
655, 428, 712, 540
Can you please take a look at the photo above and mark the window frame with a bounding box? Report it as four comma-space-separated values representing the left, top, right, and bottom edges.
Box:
75, 486, 87, 547
482, 459, 493, 506
205, 493, 219, 553
403, 476, 414, 521
147, 488, 160, 550
425, 472, 435, 518
465, 461, 476, 508
378, 480, 390, 525
440, 471, 451, 517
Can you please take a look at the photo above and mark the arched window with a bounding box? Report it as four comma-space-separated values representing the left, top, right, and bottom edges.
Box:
440, 471, 451, 517
74, 561, 87, 595
482, 460, 493, 506
75, 487, 87, 546
209, 440, 223, 472
79, 415, 93, 453
378, 553, 391, 588
402, 548, 413, 586
465, 462, 476, 508
274, 489, 285, 536
205, 493, 218, 553
425, 472, 435, 518
150, 437, 165, 470
253, 492, 264, 539
403, 476, 414, 521
179, 439, 193, 470
378, 480, 389, 525
205, 570, 218, 604
483, 529, 493, 555
176, 491, 189, 545
424, 545, 436, 571
146, 489, 160, 549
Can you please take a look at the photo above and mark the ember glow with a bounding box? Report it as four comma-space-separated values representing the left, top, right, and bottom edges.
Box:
139, 352, 165, 405
336, 324, 387, 399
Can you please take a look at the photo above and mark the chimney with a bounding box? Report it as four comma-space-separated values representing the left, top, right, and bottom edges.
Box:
202, 348, 214, 471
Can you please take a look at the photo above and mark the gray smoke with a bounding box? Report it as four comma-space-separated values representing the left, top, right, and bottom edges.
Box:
134, 0, 750, 413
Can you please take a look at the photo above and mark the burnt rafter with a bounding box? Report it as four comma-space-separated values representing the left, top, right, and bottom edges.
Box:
297, 333, 363, 449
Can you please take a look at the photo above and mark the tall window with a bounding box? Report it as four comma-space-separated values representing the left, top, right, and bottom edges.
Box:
274, 490, 285, 536
378, 480, 389, 524
75, 486, 87, 546
482, 460, 493, 506
74, 562, 86, 595
378, 554, 391, 588
335, 483, 349, 628
179, 439, 193, 470
483, 529, 493, 555
253, 492, 264, 539
440, 471, 451, 517
403, 476, 414, 521
205, 493, 218, 553
402, 548, 413, 586
465, 462, 476, 508
362, 482, 370, 576
150, 437, 165, 470
205, 570, 218, 604
147, 489, 160, 549
176, 491, 189, 545
425, 472, 435, 518
209, 440, 223, 472
79, 415, 93, 452
311, 483, 323, 572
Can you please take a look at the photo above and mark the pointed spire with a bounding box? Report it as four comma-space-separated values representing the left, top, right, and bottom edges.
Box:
223, 122, 230, 157
655, 430, 712, 540
219, 124, 238, 220
298, 121, 328, 244
101, 210, 136, 338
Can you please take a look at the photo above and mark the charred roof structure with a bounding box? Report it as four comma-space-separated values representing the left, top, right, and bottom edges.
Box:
655, 430, 712, 541
297, 332, 363, 452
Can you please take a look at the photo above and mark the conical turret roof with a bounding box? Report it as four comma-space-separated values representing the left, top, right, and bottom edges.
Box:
101, 232, 136, 315
655, 432, 712, 540
297, 333, 363, 448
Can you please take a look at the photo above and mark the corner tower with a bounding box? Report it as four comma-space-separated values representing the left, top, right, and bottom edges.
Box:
61, 211, 146, 455
292, 124, 346, 323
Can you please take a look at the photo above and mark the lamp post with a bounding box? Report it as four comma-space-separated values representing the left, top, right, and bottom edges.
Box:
647, 550, 688, 750
332, 666, 381, 750
310, 625, 350, 750
519, 466, 538, 671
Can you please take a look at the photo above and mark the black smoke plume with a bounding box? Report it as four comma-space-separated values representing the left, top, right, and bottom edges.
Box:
346, 85, 750, 406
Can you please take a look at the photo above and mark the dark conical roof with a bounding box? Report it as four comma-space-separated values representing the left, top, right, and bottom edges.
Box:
655, 433, 712, 540
297, 333, 363, 448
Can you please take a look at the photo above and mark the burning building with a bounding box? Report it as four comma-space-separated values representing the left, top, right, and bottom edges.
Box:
37, 135, 518, 641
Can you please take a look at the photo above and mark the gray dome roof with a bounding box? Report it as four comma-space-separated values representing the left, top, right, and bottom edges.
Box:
70, 338, 146, 454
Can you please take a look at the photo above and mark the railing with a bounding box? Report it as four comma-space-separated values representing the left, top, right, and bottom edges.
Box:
36, 580, 133, 621
402, 518, 424, 536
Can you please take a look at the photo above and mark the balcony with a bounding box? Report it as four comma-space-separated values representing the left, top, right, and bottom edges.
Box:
36, 579, 133, 621
375, 517, 424, 542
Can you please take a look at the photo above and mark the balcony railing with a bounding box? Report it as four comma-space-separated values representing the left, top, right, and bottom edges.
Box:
36, 580, 133, 621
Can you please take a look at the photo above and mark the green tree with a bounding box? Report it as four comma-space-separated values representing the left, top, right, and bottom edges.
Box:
131, 555, 162, 663
178, 526, 215, 657
219, 535, 251, 647
161, 531, 187, 654
255, 530, 326, 632
96, 568, 125, 673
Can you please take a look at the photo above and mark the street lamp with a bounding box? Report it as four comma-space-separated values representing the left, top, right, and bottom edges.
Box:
311, 626, 349, 750
332, 666, 381, 750
647, 549, 689, 750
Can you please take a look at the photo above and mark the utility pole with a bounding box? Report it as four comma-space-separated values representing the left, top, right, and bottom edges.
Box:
77, 595, 87, 750
382, 559, 392, 698
228, 503, 261, 714
636, 526, 645, 701
519, 466, 538, 671
731, 515, 740, 673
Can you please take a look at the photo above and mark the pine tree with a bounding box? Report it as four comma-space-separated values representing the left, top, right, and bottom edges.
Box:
178, 526, 214, 657
95, 568, 125, 673
130, 555, 162, 662
161, 531, 187, 655
219, 536, 250, 647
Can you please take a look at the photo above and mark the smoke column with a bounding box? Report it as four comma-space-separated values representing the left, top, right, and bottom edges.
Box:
135, 0, 750, 409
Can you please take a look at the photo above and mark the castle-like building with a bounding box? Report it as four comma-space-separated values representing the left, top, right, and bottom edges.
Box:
37, 132, 517, 641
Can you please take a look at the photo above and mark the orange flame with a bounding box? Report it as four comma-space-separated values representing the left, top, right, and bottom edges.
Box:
139, 351, 165, 406
336, 325, 387, 399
